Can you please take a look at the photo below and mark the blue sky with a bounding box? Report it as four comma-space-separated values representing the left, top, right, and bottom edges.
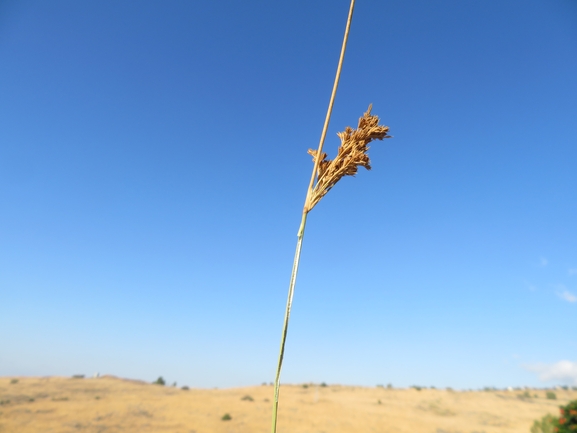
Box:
1, 0, 576, 389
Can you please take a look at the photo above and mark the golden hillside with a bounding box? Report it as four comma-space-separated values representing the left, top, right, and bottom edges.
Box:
0, 376, 573, 433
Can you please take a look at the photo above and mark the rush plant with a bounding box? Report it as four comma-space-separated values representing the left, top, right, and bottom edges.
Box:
269, 1, 391, 432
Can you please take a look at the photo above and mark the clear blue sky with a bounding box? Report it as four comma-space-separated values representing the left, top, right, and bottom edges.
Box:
1, 0, 576, 390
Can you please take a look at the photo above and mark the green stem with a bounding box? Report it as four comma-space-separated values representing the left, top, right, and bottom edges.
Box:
270, 2, 355, 431
271, 211, 308, 433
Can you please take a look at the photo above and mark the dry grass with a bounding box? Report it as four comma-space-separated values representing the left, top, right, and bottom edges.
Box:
271, 1, 387, 431
1, 376, 574, 433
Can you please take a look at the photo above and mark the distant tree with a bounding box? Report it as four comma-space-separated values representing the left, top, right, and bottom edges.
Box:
153, 376, 165, 386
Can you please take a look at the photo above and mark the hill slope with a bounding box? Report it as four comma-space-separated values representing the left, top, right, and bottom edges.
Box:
0, 376, 574, 433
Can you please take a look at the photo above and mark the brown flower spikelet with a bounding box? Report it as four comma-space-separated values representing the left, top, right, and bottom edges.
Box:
305, 104, 390, 212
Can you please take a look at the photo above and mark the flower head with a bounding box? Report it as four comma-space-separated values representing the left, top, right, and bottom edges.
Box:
305, 105, 390, 212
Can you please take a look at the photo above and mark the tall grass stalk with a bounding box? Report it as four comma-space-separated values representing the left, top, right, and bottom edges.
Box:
270, 1, 391, 432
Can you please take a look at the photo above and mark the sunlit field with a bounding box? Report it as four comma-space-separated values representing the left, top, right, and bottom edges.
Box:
1, 376, 574, 433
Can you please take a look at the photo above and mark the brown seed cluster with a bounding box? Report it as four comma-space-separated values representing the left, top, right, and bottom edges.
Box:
305, 104, 390, 212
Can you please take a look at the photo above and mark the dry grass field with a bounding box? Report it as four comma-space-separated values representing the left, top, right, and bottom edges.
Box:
0, 376, 574, 433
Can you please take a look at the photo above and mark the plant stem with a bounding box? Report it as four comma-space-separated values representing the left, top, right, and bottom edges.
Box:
271, 211, 307, 433
305, 0, 356, 212
270, 1, 355, 432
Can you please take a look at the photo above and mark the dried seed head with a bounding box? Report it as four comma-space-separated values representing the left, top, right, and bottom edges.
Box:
305, 105, 390, 212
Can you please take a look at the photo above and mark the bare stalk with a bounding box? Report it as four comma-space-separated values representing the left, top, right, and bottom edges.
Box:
270, 1, 356, 433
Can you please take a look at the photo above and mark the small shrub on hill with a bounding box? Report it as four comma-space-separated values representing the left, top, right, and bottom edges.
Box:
221, 413, 232, 421
546, 391, 557, 400
320, 382, 327, 387
10, 379, 18, 384
241, 395, 254, 402
153, 377, 165, 386
530, 414, 556, 433
518, 391, 532, 399
52, 397, 69, 401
